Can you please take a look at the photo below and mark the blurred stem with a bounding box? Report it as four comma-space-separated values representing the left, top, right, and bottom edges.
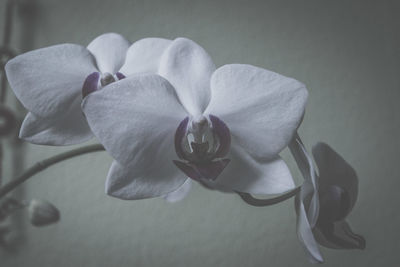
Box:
2, 0, 16, 47
0, 144, 105, 199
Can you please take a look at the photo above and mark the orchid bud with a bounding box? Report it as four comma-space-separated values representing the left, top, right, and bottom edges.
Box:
28, 199, 60, 227
317, 185, 351, 224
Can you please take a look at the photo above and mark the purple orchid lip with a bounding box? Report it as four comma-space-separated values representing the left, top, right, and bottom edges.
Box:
82, 72, 100, 98
174, 117, 189, 160
82, 72, 126, 98
115, 72, 126, 80
173, 159, 230, 181
209, 114, 231, 158
173, 114, 231, 181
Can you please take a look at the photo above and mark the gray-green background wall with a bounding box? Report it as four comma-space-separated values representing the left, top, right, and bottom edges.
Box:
1, 0, 398, 266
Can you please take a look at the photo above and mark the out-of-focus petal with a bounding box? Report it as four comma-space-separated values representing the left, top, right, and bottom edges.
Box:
105, 161, 187, 200
205, 143, 295, 195
159, 38, 215, 116
20, 99, 93, 146
312, 142, 358, 213
205, 64, 308, 160
295, 195, 324, 263
313, 220, 366, 250
5, 44, 97, 119
87, 33, 130, 74
163, 178, 192, 203
119, 38, 172, 76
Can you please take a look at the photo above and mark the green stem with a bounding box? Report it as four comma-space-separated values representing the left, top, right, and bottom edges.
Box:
0, 144, 105, 199
237, 186, 301, 206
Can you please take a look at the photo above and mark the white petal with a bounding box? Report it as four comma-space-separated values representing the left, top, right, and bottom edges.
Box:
87, 33, 130, 74
206, 143, 295, 195
106, 161, 187, 200
82, 74, 187, 177
295, 195, 324, 263
312, 143, 358, 212
119, 38, 172, 76
20, 98, 93, 146
5, 44, 97, 119
289, 136, 319, 228
158, 38, 216, 117
205, 64, 308, 160
163, 178, 192, 203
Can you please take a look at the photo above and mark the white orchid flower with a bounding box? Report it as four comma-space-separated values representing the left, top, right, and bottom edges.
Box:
5, 33, 171, 145
82, 38, 308, 200
297, 142, 365, 263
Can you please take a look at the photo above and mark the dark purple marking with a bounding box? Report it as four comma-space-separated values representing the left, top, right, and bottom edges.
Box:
82, 72, 100, 98
190, 141, 209, 158
116, 72, 126, 80
174, 117, 189, 159
194, 159, 230, 181
317, 185, 351, 224
173, 160, 201, 181
209, 114, 231, 158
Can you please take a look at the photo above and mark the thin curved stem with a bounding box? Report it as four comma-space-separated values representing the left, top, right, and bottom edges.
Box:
237, 186, 301, 207
0, 144, 105, 199
236, 132, 317, 207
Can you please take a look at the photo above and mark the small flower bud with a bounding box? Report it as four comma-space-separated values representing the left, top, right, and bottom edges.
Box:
28, 199, 60, 227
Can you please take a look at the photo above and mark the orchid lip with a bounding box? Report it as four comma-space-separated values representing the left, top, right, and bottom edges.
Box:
82, 71, 126, 98
82, 72, 100, 98
173, 114, 231, 181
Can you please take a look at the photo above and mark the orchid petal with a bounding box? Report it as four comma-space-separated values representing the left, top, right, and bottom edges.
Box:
159, 38, 215, 116
119, 38, 172, 76
163, 179, 192, 203
205, 143, 295, 195
205, 64, 308, 160
5, 44, 97, 119
87, 33, 130, 74
20, 100, 93, 145
106, 161, 187, 200
295, 195, 324, 263
312, 143, 358, 213
82, 75, 188, 194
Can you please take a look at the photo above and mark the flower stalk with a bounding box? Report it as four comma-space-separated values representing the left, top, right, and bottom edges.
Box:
0, 144, 104, 199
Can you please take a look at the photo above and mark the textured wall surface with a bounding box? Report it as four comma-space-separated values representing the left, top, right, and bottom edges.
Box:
0, 0, 399, 266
